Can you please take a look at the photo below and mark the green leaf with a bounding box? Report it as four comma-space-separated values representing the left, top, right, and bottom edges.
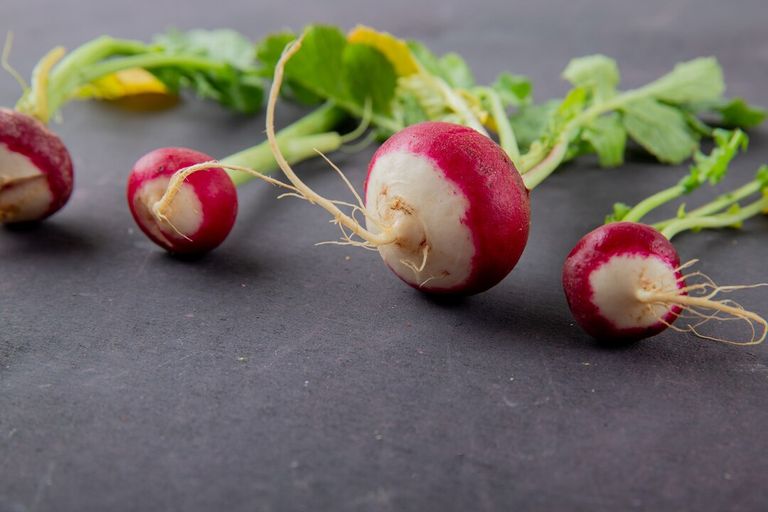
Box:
255, 31, 296, 78
582, 113, 626, 167
151, 29, 264, 113
621, 98, 698, 163
283, 26, 350, 104
755, 164, 768, 189
562, 55, 619, 101
677, 129, 746, 192
508, 100, 559, 150
406, 41, 444, 77
716, 98, 767, 128
256, 25, 399, 131
643, 57, 724, 104
342, 43, 397, 115
492, 72, 532, 107
438, 53, 475, 88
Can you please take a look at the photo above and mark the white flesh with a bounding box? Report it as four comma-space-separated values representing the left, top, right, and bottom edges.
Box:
0, 143, 54, 222
135, 176, 203, 243
590, 254, 678, 328
365, 150, 474, 289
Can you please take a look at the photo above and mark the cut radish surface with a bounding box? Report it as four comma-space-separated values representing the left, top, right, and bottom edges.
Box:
563, 222, 685, 341
127, 147, 237, 254
365, 122, 530, 294
0, 109, 73, 224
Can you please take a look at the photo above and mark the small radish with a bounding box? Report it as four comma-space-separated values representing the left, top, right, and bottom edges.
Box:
562, 222, 686, 341
126, 104, 346, 254
0, 107, 73, 223
563, 157, 768, 344
127, 148, 237, 254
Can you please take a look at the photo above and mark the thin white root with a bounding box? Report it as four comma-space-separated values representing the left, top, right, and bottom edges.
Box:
152, 161, 299, 221
2, 32, 29, 92
400, 244, 430, 276
265, 36, 396, 248
638, 265, 768, 345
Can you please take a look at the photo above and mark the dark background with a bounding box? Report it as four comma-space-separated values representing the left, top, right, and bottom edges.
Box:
2, 0, 768, 510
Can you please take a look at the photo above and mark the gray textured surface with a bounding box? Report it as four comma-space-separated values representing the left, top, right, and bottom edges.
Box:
2, 0, 768, 510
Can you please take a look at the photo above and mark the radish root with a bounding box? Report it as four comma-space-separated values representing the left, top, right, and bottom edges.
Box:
636, 262, 768, 345
2, 32, 29, 92
265, 36, 397, 249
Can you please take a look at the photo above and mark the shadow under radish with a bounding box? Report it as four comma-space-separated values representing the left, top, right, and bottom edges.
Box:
2, 220, 97, 257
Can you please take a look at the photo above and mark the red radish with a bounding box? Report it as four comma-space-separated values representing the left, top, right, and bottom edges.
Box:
364, 122, 529, 294
562, 222, 686, 341
127, 148, 237, 254
126, 104, 346, 255
0, 108, 73, 224
563, 221, 767, 343
254, 40, 531, 295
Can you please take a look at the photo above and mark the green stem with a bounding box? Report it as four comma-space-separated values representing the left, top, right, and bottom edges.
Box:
223, 132, 343, 186
653, 179, 763, 231
221, 103, 347, 186
18, 37, 149, 120
477, 87, 520, 164
660, 195, 768, 240
519, 79, 677, 186
622, 184, 686, 223
521, 133, 572, 190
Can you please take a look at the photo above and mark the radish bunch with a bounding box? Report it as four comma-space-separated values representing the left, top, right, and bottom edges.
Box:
136, 25, 764, 303
563, 133, 768, 343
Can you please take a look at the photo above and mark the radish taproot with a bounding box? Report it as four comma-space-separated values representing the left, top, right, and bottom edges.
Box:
563, 138, 768, 344
0, 30, 265, 224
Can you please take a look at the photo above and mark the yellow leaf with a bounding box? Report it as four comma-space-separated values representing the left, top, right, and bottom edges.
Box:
75, 68, 170, 100
347, 25, 419, 77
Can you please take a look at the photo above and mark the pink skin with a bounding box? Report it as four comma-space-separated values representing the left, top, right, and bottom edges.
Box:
365, 122, 530, 295
562, 222, 686, 341
0, 108, 73, 223
127, 147, 237, 255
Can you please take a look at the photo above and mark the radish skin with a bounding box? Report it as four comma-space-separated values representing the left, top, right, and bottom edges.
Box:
127, 148, 237, 254
0, 108, 73, 223
562, 222, 685, 341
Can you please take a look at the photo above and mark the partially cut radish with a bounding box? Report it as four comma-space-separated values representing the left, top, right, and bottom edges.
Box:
562, 222, 685, 341
0, 108, 73, 224
127, 147, 237, 254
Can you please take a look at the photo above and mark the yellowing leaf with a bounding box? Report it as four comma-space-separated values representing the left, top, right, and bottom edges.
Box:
347, 25, 419, 77
75, 68, 170, 100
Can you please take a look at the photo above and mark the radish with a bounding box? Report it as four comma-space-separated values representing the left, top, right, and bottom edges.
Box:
363, 122, 529, 293
563, 155, 768, 344
126, 104, 346, 254
261, 37, 530, 295
0, 107, 73, 223
0, 30, 266, 224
